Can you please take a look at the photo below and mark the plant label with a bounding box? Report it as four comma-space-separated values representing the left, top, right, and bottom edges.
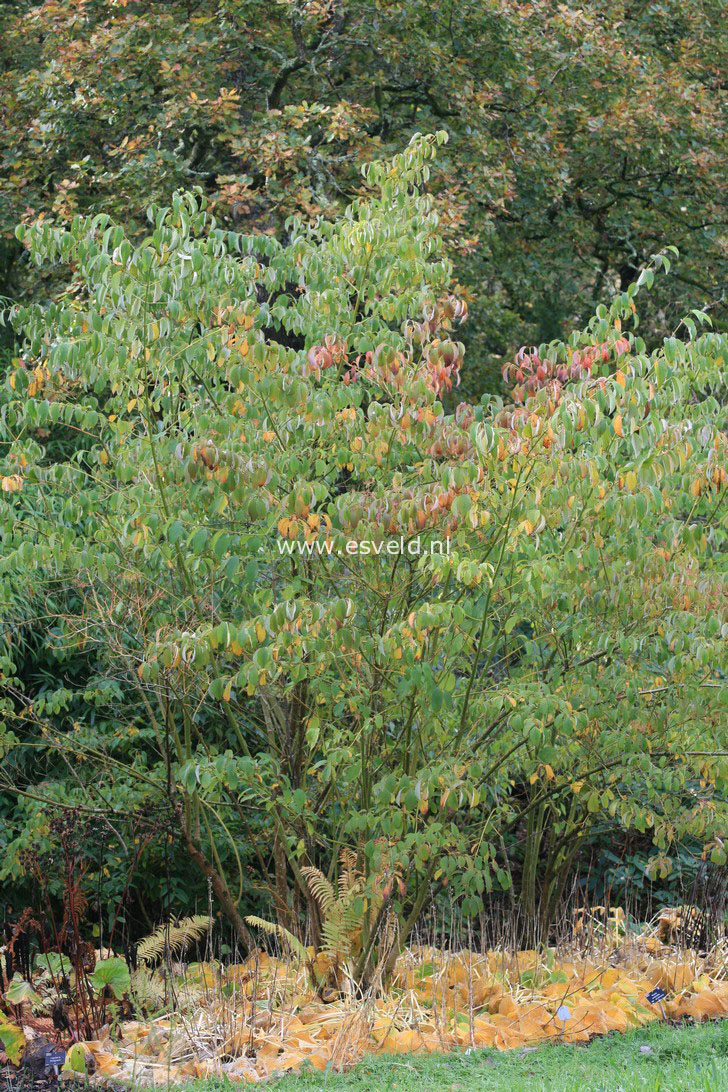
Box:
45, 1048, 66, 1070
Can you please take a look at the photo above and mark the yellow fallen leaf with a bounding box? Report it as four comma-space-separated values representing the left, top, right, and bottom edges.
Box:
684, 991, 727, 1020
308, 1048, 334, 1069
497, 995, 519, 1018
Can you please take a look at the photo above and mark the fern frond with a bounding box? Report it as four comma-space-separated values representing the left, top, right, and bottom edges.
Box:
338, 849, 359, 900
245, 915, 308, 963
137, 915, 211, 965
321, 917, 353, 961
129, 968, 166, 1013
301, 866, 336, 915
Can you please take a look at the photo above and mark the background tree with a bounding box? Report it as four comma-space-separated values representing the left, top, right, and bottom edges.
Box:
0, 0, 725, 387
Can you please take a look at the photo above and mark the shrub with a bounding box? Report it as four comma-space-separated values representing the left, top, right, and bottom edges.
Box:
1, 134, 726, 977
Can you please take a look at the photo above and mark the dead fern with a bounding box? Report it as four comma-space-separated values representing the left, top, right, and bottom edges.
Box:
244, 915, 308, 963
136, 915, 211, 965
129, 967, 167, 1015
302, 859, 363, 962
247, 846, 399, 992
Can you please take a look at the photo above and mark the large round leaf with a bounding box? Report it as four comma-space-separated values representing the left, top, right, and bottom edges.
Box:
5, 974, 41, 1006
88, 956, 130, 999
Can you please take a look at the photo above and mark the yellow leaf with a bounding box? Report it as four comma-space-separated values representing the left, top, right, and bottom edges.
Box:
381, 1029, 424, 1054
497, 994, 519, 1017
684, 991, 726, 1020
90, 1053, 122, 1077
615, 370, 626, 388
613, 414, 623, 437
0, 1020, 25, 1065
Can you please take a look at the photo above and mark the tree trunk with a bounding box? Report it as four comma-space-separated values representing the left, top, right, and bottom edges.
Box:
179, 820, 256, 953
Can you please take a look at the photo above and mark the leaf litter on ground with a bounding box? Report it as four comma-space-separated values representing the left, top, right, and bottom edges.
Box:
5, 913, 728, 1085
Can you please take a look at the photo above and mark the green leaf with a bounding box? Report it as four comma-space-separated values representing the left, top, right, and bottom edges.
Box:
88, 956, 130, 999
34, 952, 72, 976
5, 974, 41, 1006
62, 1043, 88, 1074
189, 528, 209, 555
168, 519, 185, 544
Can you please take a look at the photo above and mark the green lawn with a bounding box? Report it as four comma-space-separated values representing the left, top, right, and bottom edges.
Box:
274, 1021, 728, 1091
181, 1021, 728, 1092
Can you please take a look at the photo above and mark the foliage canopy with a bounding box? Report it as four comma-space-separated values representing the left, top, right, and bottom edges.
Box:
1, 134, 726, 970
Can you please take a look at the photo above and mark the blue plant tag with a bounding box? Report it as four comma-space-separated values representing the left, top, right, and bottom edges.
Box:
646, 987, 667, 1004
45, 1048, 66, 1068
556, 1005, 571, 1022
